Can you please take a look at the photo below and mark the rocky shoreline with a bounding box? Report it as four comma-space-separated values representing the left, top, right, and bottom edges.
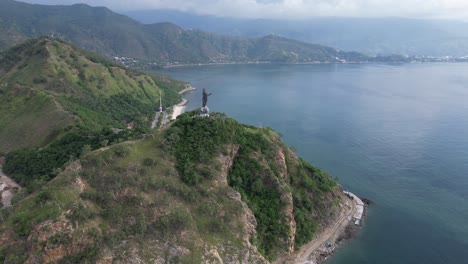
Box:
279, 190, 370, 264
313, 197, 371, 264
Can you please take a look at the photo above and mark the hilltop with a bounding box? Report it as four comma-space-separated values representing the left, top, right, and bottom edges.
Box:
0, 38, 187, 194
0, 0, 370, 65
0, 37, 184, 153
0, 112, 344, 263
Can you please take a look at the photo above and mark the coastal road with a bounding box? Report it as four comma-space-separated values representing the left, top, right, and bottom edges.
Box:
276, 193, 357, 264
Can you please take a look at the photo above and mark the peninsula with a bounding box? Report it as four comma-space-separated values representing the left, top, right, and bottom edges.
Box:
0, 38, 367, 263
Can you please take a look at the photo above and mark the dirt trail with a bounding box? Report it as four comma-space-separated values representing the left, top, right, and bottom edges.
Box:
0, 166, 21, 207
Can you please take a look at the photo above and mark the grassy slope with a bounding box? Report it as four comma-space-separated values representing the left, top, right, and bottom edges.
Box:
0, 86, 74, 152
0, 113, 340, 263
0, 135, 252, 263
0, 37, 183, 152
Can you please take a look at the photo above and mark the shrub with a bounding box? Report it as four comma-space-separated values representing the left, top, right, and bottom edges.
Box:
154, 208, 192, 236
112, 144, 131, 157
142, 158, 157, 167
67, 203, 95, 223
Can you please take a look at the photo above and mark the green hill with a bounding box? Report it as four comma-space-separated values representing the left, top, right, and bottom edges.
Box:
0, 38, 186, 193
0, 112, 342, 263
0, 0, 369, 65
0, 37, 183, 153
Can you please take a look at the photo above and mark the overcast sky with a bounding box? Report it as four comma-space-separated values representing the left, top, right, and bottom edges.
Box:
19, 0, 468, 20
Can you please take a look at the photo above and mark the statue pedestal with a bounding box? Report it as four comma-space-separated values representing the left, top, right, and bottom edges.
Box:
200, 106, 210, 117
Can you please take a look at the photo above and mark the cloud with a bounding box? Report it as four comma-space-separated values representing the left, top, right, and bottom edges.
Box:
19, 0, 468, 20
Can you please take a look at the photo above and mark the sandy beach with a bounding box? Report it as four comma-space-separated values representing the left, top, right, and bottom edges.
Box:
171, 99, 188, 120
170, 85, 195, 120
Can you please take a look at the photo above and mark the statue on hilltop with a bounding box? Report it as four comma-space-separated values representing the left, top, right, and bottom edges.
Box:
202, 88, 211, 107
201, 88, 212, 117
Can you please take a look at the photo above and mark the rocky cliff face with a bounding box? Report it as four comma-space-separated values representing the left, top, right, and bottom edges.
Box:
0, 113, 340, 263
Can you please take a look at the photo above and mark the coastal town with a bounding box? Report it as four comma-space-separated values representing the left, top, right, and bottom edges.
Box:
112, 55, 468, 70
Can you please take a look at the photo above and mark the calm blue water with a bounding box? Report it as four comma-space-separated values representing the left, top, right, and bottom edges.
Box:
161, 63, 468, 264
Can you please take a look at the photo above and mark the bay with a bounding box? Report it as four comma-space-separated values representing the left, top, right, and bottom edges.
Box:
160, 63, 468, 264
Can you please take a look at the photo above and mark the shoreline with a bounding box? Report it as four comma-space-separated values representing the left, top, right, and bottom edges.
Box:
156, 60, 468, 70
171, 84, 196, 120
178, 85, 197, 94
162, 61, 369, 69
276, 190, 368, 264
171, 98, 188, 120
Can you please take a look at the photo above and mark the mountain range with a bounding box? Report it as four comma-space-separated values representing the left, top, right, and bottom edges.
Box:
124, 9, 468, 57
0, 0, 375, 65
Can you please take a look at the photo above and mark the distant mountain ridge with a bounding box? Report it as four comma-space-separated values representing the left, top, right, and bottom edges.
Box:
124, 9, 468, 57
0, 0, 372, 65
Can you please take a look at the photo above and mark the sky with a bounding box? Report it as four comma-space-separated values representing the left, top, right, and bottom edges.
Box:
19, 0, 468, 20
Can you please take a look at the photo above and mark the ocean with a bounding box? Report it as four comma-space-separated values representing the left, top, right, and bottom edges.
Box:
160, 63, 468, 264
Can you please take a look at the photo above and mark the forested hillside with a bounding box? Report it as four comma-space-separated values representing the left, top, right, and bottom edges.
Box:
0, 0, 370, 65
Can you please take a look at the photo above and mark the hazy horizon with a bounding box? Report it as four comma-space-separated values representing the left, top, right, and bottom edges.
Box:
17, 0, 468, 21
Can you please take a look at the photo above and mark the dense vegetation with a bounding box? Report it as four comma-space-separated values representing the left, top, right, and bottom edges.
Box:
164, 112, 240, 185
288, 158, 337, 248
0, 0, 371, 65
164, 112, 337, 259
228, 153, 289, 259
3, 127, 145, 191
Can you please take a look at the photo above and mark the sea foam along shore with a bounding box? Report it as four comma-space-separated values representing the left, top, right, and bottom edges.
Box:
275, 190, 367, 264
